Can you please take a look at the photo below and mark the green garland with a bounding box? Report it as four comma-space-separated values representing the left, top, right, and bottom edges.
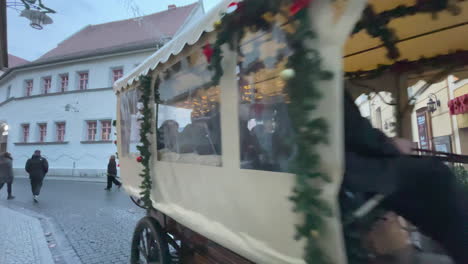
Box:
209, 1, 332, 263
352, 0, 461, 60
346, 49, 468, 80
137, 76, 154, 209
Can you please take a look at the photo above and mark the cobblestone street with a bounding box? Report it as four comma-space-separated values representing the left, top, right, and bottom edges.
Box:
0, 178, 145, 264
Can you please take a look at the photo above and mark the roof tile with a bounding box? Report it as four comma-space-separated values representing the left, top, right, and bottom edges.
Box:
8, 54, 29, 67
37, 3, 198, 61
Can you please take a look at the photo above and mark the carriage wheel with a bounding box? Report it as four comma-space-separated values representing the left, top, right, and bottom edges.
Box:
131, 217, 171, 264
130, 195, 148, 209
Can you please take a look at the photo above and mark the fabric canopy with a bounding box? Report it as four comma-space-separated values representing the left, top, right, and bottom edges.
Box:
344, 0, 468, 73
114, 0, 231, 92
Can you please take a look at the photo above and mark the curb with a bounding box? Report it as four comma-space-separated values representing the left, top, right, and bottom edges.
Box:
15, 175, 107, 183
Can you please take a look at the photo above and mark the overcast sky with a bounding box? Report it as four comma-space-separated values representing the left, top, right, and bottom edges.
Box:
7, 0, 222, 61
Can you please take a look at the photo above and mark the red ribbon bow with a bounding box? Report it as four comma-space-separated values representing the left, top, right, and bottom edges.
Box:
203, 43, 214, 63
290, 0, 314, 16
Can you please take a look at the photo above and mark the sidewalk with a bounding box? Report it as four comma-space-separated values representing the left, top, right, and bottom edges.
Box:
0, 206, 54, 264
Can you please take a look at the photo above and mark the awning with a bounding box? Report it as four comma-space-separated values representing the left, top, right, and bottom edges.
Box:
344, 0, 468, 73
114, 0, 231, 92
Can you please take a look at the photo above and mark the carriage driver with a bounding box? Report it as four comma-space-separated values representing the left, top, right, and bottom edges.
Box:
343, 91, 468, 264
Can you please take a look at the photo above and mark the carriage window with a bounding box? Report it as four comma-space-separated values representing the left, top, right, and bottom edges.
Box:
156, 49, 222, 167
120, 89, 142, 156
238, 24, 295, 172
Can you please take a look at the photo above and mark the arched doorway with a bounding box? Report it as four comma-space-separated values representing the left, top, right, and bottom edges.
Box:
0, 122, 8, 153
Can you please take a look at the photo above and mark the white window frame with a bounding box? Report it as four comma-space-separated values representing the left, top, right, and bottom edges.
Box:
21, 124, 30, 143
25, 79, 33, 96
111, 67, 124, 84
86, 120, 97, 141
77, 71, 89, 90
38, 123, 47, 143
55, 122, 66, 142
100, 120, 112, 141
42, 76, 52, 94
59, 73, 69, 92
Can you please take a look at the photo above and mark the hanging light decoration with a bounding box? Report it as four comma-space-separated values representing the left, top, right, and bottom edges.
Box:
7, 0, 56, 30
20, 9, 53, 30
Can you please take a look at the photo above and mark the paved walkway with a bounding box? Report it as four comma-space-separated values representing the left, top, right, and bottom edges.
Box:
0, 206, 54, 264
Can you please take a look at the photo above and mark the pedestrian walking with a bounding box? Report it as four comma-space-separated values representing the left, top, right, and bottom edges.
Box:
105, 155, 121, 190
0, 152, 15, 200
25, 150, 48, 203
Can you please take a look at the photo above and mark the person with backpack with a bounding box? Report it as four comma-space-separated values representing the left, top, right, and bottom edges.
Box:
25, 150, 48, 203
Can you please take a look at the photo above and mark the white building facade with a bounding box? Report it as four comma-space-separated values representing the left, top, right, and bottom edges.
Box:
0, 3, 203, 177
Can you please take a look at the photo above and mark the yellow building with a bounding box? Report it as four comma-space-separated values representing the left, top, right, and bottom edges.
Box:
357, 72, 468, 159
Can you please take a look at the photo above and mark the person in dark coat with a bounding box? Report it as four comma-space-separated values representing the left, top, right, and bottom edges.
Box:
25, 150, 48, 203
105, 155, 121, 190
0, 152, 15, 200
343, 91, 468, 264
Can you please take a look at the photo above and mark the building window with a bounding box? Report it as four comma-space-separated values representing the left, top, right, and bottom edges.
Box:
25, 80, 33, 96
101, 120, 112, 141
6, 85, 11, 99
22, 124, 30, 143
60, 74, 69, 92
38, 123, 47, 142
56, 123, 66, 142
112, 68, 123, 83
78, 72, 89, 90
86, 121, 97, 141
43, 77, 51, 94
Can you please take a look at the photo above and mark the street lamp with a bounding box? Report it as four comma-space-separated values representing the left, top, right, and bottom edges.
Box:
427, 93, 441, 113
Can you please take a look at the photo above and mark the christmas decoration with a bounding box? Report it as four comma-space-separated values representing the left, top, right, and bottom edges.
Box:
136, 76, 155, 209
290, 0, 313, 16
226, 2, 239, 14
280, 68, 296, 80
352, 0, 463, 60
346, 50, 468, 80
213, 20, 222, 30
203, 43, 214, 63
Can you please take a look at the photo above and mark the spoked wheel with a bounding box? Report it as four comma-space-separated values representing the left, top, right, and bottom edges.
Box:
130, 195, 148, 209
131, 217, 171, 264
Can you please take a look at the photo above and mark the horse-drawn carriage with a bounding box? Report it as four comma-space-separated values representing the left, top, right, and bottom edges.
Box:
114, 0, 468, 263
